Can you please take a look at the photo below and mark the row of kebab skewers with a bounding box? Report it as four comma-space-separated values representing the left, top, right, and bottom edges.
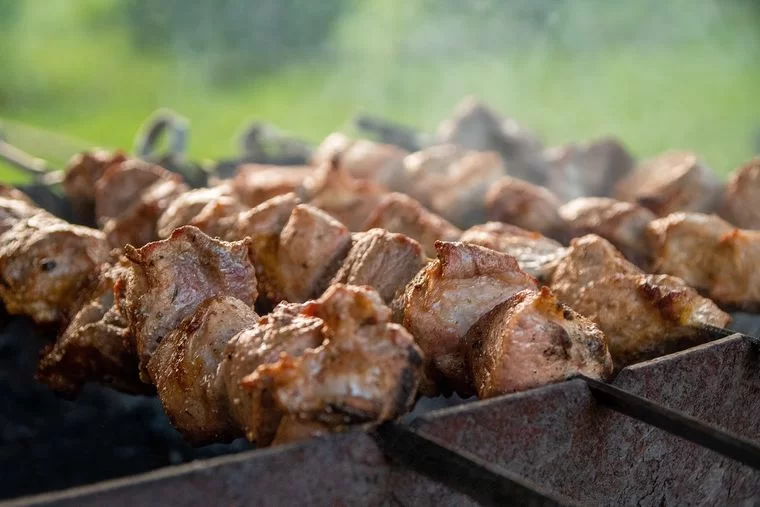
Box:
1, 97, 759, 449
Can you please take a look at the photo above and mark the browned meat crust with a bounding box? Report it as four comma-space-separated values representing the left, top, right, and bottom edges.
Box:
62, 150, 128, 223
230, 164, 312, 207
465, 287, 613, 398
0, 193, 41, 235
719, 157, 760, 229
156, 185, 244, 239
311, 132, 407, 181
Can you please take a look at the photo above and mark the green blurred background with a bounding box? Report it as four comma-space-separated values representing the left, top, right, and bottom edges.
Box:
1, 0, 759, 183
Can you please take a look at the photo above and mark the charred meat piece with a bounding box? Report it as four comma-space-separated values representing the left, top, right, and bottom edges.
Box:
120, 226, 258, 381
550, 234, 730, 366
312, 132, 407, 181
363, 192, 461, 257
559, 197, 656, 268
62, 150, 128, 224
219, 302, 324, 444
398, 241, 538, 395
436, 97, 549, 185
156, 185, 244, 239
230, 164, 312, 207
241, 284, 422, 441
485, 176, 567, 241
0, 214, 110, 323
614, 151, 723, 216
37, 263, 147, 397
102, 177, 188, 248
459, 222, 566, 281
719, 157, 760, 229
299, 159, 387, 231
647, 212, 760, 311
330, 228, 425, 303
148, 296, 259, 444
256, 204, 351, 306
465, 287, 613, 398
545, 138, 635, 202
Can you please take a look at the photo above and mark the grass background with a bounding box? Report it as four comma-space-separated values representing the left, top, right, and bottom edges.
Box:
1, 0, 759, 183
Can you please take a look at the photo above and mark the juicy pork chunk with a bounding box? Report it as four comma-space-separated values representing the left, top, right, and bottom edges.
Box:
465, 287, 613, 399
719, 158, 760, 229
559, 197, 656, 268
232, 192, 300, 240
362, 192, 462, 257
299, 159, 386, 231
120, 226, 258, 381
484, 176, 567, 241
230, 164, 312, 207
240, 284, 423, 444
0, 193, 41, 235
398, 241, 538, 395
388, 144, 468, 207
459, 222, 566, 281
148, 296, 259, 444
37, 263, 146, 397
550, 234, 730, 366
614, 151, 723, 216
254, 204, 351, 307
312, 132, 407, 181
647, 212, 760, 311
545, 138, 635, 202
156, 185, 245, 239
330, 228, 425, 303
62, 150, 128, 224
0, 213, 110, 323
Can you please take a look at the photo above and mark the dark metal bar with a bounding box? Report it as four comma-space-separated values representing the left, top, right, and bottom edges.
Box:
580, 375, 760, 470
354, 114, 428, 151
375, 422, 577, 507
694, 324, 760, 346
0, 139, 51, 176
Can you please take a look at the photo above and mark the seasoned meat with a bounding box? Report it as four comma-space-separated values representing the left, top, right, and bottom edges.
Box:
148, 296, 259, 444
37, 263, 146, 397
102, 177, 188, 248
390, 144, 468, 206
465, 287, 613, 398
559, 197, 656, 268
0, 193, 41, 235
62, 150, 128, 224
231, 164, 312, 207
157, 185, 244, 239
270, 417, 330, 446
545, 138, 634, 202
485, 176, 567, 241
436, 97, 549, 185
312, 132, 407, 181
550, 234, 730, 365
330, 228, 425, 303
459, 222, 566, 281
398, 241, 538, 395
219, 302, 324, 444
614, 151, 723, 216
719, 157, 760, 229
256, 204, 351, 306
120, 226, 258, 381
241, 285, 422, 441
94, 159, 178, 224
299, 159, 386, 231
647, 212, 760, 311
232, 192, 301, 241
0, 214, 110, 323
363, 192, 462, 257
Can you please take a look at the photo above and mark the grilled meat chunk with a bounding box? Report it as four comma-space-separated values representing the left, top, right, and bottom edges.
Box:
0, 193, 41, 235
330, 228, 425, 303
255, 204, 351, 307
312, 132, 407, 181
231, 164, 312, 207
614, 151, 723, 216
465, 287, 613, 398
299, 159, 386, 231
559, 197, 656, 268
120, 226, 258, 381
485, 176, 567, 241
219, 302, 324, 444
719, 157, 760, 229
647, 212, 760, 311
0, 184, 36, 204
550, 234, 730, 365
363, 192, 461, 257
37, 263, 146, 396
241, 284, 422, 442
156, 185, 244, 239
148, 296, 259, 444
398, 241, 538, 395
0, 214, 110, 323
459, 222, 566, 281
103, 177, 188, 248
62, 150, 128, 224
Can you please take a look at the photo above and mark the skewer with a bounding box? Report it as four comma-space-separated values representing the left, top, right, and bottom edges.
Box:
375, 422, 577, 507
0, 139, 56, 179
692, 324, 760, 345
579, 375, 760, 470
354, 114, 429, 152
